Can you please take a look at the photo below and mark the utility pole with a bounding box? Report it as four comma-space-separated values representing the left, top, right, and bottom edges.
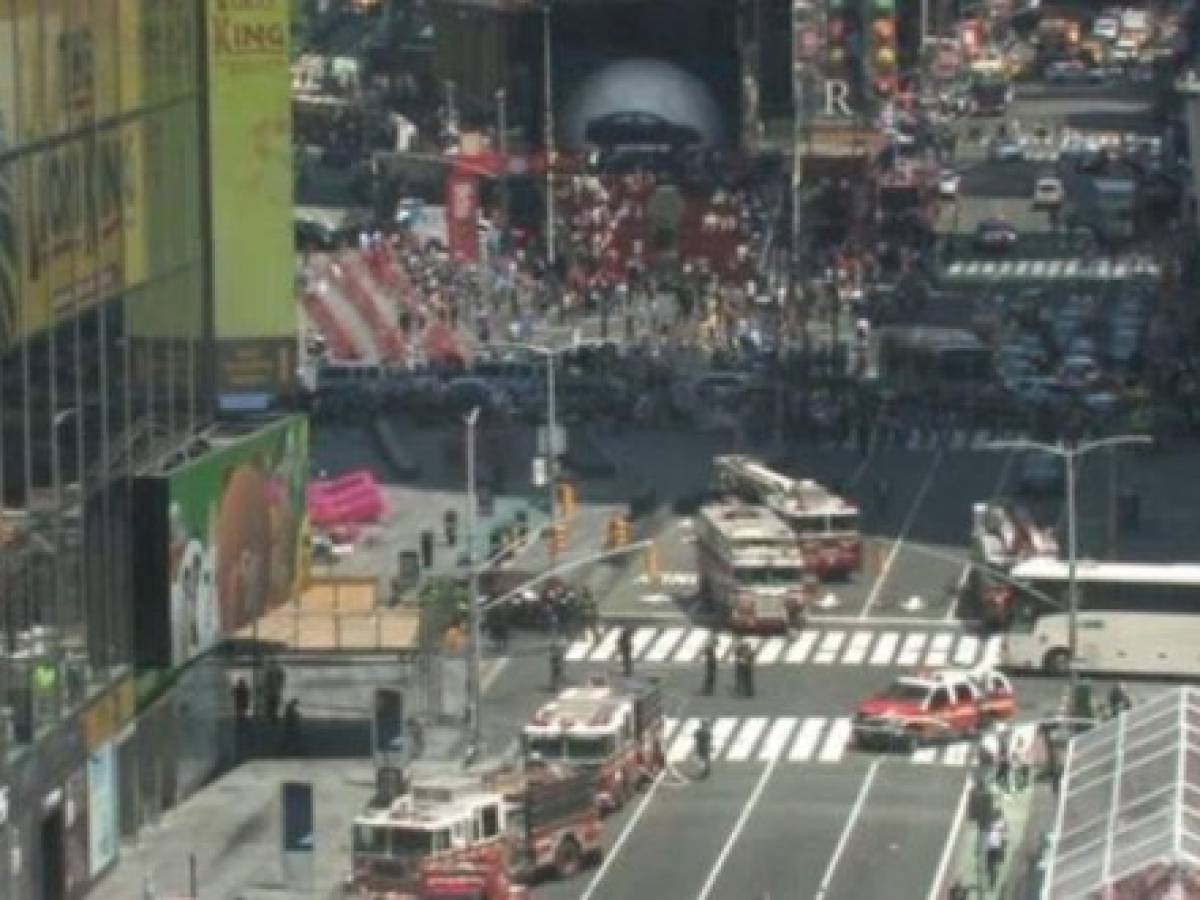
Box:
542, 2, 556, 268
464, 408, 482, 752
496, 87, 509, 227
445, 80, 458, 140
545, 351, 558, 528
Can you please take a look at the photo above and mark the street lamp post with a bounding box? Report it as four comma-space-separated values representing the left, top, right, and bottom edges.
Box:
464, 407, 482, 752
985, 434, 1151, 685
542, 1, 556, 268
496, 87, 509, 227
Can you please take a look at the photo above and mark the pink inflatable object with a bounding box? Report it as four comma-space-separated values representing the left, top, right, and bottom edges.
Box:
307, 470, 386, 527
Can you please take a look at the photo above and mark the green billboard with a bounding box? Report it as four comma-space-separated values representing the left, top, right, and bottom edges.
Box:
165, 414, 308, 665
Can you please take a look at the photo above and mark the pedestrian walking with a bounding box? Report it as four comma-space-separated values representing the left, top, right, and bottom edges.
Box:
549, 638, 566, 692
701, 637, 718, 695
694, 719, 713, 779
995, 725, 1012, 793
985, 812, 1008, 889
1109, 681, 1133, 717
283, 699, 303, 756
618, 626, 634, 676
734, 639, 755, 698
580, 587, 600, 642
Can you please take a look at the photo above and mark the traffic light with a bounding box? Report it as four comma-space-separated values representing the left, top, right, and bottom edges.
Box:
870, 0, 898, 97
825, 0, 856, 77
607, 515, 631, 549
547, 523, 567, 556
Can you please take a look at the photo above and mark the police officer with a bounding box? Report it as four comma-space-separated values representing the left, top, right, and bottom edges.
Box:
618, 626, 634, 677
693, 719, 713, 779
580, 586, 600, 642
734, 639, 755, 698
549, 638, 566, 692
701, 636, 718, 696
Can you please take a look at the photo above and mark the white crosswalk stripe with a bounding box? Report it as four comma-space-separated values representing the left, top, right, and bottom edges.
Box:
942, 254, 1161, 284
569, 626, 996, 669
662, 715, 1000, 767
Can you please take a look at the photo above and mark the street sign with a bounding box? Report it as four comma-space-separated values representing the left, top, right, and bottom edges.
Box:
532, 456, 548, 487
536, 425, 567, 456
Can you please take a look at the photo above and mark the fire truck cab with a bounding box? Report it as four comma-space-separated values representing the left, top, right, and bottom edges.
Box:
853, 668, 1016, 751
970, 501, 1059, 628
713, 455, 862, 579
522, 675, 664, 814
349, 763, 601, 898
695, 500, 814, 631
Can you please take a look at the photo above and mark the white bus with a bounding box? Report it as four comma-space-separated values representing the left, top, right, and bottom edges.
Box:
1000, 559, 1200, 676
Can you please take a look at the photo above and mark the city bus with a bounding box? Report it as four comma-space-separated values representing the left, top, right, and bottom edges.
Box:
1000, 558, 1200, 676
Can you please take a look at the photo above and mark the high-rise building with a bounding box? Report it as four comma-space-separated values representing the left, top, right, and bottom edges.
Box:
0, 2, 301, 895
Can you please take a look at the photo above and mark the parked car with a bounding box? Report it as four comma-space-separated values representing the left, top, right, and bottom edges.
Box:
988, 136, 1026, 162
937, 169, 962, 199
1017, 451, 1065, 496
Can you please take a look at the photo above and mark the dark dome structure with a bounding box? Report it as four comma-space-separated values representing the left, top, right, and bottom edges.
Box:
562, 58, 727, 150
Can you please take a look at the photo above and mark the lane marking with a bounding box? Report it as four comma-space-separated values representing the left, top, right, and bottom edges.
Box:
841, 631, 874, 665
726, 716, 769, 762
860, 452, 942, 620
630, 626, 659, 660
786, 630, 819, 663
644, 627, 686, 663
814, 760, 881, 900
695, 754, 783, 900
942, 742, 973, 766
757, 636, 787, 665
789, 717, 827, 762
813, 630, 847, 664
715, 633, 735, 661
897, 632, 929, 667
953, 634, 980, 666
817, 718, 852, 763
869, 631, 900, 665
911, 746, 938, 764
710, 717, 739, 756
481, 657, 509, 693
923, 632, 955, 668
924, 775, 974, 900
579, 768, 669, 900
981, 635, 1003, 668
661, 717, 680, 745
588, 628, 621, 662
946, 447, 1017, 620
667, 718, 701, 763
759, 717, 798, 761
674, 629, 710, 663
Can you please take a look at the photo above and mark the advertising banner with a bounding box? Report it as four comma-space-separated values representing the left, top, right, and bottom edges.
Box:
204, 0, 295, 405
86, 744, 117, 877
163, 415, 308, 666
446, 171, 480, 263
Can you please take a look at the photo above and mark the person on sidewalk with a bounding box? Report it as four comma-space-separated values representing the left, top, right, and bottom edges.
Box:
985, 811, 1008, 890
283, 699, 303, 756
995, 724, 1013, 793
618, 626, 634, 677
549, 638, 566, 692
1109, 681, 1133, 717
264, 661, 286, 726
701, 637, 718, 696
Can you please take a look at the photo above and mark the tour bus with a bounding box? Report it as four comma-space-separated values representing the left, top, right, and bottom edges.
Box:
875, 327, 994, 394
1000, 558, 1200, 676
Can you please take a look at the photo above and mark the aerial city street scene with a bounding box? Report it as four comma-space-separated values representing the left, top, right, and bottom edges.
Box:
2, 0, 1200, 897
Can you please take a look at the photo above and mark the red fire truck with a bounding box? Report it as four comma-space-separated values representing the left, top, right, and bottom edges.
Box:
714, 455, 863, 578
969, 501, 1059, 629
522, 675, 665, 814
348, 762, 601, 898
416, 859, 530, 900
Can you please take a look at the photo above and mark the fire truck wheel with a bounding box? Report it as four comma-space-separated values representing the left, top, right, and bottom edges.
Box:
554, 837, 584, 878
900, 728, 921, 754
1044, 648, 1071, 675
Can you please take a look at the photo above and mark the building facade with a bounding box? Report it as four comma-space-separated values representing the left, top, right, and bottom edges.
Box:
0, 1, 299, 897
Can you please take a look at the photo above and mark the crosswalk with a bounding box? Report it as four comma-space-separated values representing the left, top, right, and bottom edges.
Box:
567, 625, 1002, 670
859, 425, 1026, 452
942, 255, 1161, 285
659, 715, 1036, 767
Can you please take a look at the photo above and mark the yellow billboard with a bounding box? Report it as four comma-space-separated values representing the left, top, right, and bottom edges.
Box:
205, 0, 295, 405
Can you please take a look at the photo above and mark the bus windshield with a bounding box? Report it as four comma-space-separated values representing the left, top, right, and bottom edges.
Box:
565, 734, 615, 762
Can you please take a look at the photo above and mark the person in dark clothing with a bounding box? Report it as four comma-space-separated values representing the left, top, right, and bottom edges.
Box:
232, 677, 251, 723
618, 626, 634, 676
283, 700, 303, 756
701, 638, 718, 696
549, 639, 566, 692
265, 662, 286, 725
733, 639, 755, 697
694, 719, 713, 779
1109, 682, 1133, 716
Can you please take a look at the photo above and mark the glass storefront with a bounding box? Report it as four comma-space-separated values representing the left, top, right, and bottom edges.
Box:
0, 0, 205, 760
